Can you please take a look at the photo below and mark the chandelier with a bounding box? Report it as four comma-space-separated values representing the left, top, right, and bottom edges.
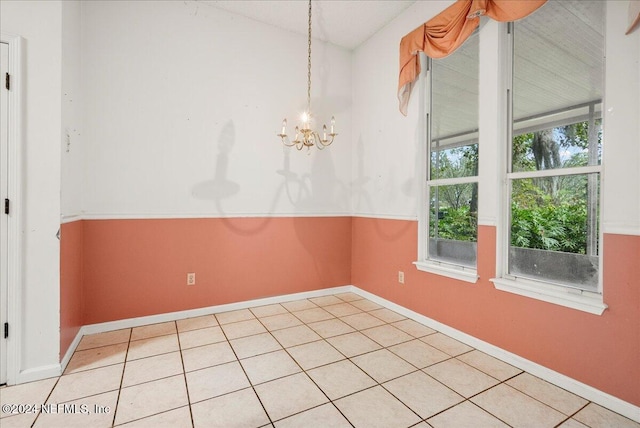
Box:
278, 0, 337, 151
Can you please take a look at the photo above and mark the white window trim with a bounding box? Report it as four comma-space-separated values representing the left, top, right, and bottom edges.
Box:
415, 53, 479, 283
491, 277, 607, 315
494, 22, 606, 315
428, 176, 478, 187
508, 165, 601, 181
415, 260, 479, 283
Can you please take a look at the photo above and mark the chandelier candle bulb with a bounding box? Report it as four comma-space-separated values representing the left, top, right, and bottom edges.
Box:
323, 125, 327, 140
331, 116, 335, 134
281, 119, 287, 135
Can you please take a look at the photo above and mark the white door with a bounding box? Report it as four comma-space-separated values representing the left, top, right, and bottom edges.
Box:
0, 41, 9, 385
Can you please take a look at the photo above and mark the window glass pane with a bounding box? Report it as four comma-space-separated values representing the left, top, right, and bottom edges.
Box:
429, 183, 478, 267
512, 1, 604, 173
513, 117, 602, 173
430, 143, 478, 180
430, 32, 478, 180
509, 174, 599, 290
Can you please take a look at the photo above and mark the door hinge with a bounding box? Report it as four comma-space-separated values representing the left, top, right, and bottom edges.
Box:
4, 198, 8, 215
5, 72, 9, 90
3, 323, 7, 339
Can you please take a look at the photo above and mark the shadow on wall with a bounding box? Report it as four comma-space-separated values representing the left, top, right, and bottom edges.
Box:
351, 134, 415, 242
189, 119, 348, 232
351, 135, 372, 213
292, 146, 351, 283
192, 120, 240, 201
191, 120, 274, 235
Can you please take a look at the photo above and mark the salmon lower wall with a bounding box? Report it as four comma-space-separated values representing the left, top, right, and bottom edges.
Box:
351, 217, 640, 407
60, 221, 84, 359
81, 216, 352, 325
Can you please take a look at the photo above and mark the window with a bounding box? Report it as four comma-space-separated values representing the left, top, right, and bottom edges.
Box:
497, 1, 606, 309
416, 32, 479, 282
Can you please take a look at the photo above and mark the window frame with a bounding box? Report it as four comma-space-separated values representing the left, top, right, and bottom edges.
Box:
491, 22, 607, 315
415, 53, 479, 284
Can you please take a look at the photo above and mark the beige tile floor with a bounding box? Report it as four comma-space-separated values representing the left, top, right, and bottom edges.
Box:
1, 292, 638, 428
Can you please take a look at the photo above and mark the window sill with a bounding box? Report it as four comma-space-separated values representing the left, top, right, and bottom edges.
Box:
491, 277, 607, 315
414, 261, 478, 284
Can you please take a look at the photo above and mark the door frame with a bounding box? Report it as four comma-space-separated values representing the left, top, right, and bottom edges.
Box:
1, 32, 23, 386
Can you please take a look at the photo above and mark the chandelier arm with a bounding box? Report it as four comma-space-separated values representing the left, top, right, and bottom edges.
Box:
280, 135, 296, 147
317, 133, 327, 150
319, 135, 333, 148
312, 131, 322, 148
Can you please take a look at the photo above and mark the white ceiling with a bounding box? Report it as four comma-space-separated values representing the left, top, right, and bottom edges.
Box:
198, 0, 416, 50
431, 0, 604, 143
199, 0, 604, 142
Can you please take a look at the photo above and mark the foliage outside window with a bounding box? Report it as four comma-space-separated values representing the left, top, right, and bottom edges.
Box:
507, 1, 604, 291
424, 32, 479, 271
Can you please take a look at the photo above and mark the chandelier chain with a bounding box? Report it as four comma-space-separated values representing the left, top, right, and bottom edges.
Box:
307, 0, 312, 113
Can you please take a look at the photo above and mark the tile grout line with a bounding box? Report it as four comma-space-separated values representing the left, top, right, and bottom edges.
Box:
334, 309, 501, 427
115, 322, 188, 426
465, 399, 515, 427
348, 298, 634, 426
300, 300, 448, 391
265, 294, 360, 427
501, 373, 596, 422
446, 374, 566, 428
281, 293, 428, 426
175, 320, 196, 428
487, 376, 591, 425
291, 295, 365, 427
387, 333, 550, 426
111, 327, 133, 427
362, 324, 463, 425
28, 371, 63, 427
415, 360, 519, 427
554, 401, 592, 428
249, 295, 357, 426
215, 311, 275, 427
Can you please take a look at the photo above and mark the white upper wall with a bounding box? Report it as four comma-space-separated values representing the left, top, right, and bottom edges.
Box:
1, 0, 62, 378
61, 0, 84, 219
81, 0, 352, 218
351, 1, 454, 220
352, 0, 640, 235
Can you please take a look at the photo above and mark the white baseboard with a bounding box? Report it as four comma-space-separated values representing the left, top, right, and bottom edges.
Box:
350, 286, 640, 423
16, 364, 62, 384
60, 328, 85, 373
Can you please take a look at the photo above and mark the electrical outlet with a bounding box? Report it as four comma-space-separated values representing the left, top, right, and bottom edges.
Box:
398, 271, 405, 284
187, 272, 196, 286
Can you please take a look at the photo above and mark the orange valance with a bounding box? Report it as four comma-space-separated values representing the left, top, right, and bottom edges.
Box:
398, 0, 546, 115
